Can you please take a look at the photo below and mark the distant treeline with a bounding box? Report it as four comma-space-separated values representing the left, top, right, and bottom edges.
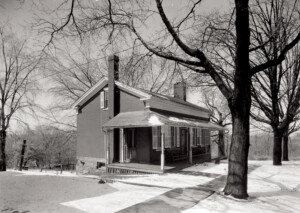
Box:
248, 132, 300, 160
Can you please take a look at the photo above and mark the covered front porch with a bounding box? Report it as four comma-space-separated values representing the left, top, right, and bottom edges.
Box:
103, 110, 224, 174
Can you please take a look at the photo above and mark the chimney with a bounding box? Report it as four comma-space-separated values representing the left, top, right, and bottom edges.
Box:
107, 55, 120, 163
108, 55, 119, 119
174, 82, 187, 101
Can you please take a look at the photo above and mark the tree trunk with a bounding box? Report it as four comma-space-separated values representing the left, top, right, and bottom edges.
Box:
218, 130, 226, 158
223, 0, 251, 199
0, 130, 7, 171
282, 133, 289, 161
223, 110, 250, 199
273, 130, 283, 165
19, 140, 27, 171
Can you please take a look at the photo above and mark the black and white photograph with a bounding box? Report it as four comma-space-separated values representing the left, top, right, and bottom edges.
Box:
0, 0, 300, 212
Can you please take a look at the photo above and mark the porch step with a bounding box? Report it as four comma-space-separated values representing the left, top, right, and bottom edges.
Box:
106, 165, 164, 174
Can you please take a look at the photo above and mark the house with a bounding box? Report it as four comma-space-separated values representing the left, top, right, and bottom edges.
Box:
72, 55, 224, 174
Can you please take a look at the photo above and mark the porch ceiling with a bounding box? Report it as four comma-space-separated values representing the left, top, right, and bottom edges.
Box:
102, 110, 225, 131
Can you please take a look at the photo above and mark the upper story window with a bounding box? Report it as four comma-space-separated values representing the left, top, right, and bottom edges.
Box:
100, 88, 108, 109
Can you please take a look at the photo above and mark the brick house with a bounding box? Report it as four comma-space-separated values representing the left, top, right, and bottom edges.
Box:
72, 55, 224, 174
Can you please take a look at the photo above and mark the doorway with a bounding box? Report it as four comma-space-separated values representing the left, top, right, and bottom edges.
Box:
124, 129, 136, 162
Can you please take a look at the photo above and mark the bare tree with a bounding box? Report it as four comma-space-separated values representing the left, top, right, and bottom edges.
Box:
0, 26, 41, 171
250, 0, 300, 165
202, 87, 231, 159
45, 40, 181, 106
281, 121, 298, 160
36, 0, 300, 198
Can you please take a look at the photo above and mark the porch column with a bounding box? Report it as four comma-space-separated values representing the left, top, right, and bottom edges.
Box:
104, 130, 110, 171
161, 131, 165, 171
120, 128, 124, 163
189, 128, 193, 164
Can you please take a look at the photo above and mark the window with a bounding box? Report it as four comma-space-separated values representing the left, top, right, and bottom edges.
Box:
200, 129, 210, 146
164, 126, 172, 148
153, 126, 180, 149
171, 127, 177, 147
126, 129, 135, 148
190, 128, 201, 146
100, 88, 108, 109
152, 126, 161, 149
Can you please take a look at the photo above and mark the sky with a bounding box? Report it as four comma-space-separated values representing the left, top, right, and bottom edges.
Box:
0, 0, 232, 131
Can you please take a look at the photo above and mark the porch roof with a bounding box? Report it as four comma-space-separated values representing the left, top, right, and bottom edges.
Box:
102, 110, 225, 130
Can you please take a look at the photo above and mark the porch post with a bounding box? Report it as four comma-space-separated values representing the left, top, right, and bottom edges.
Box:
161, 130, 165, 171
189, 128, 193, 164
105, 130, 110, 169
120, 128, 124, 163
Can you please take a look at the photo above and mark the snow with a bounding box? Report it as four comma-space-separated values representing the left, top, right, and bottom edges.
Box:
62, 182, 169, 213
148, 115, 164, 125
169, 117, 190, 123
116, 173, 213, 188
10, 160, 300, 212
7, 169, 99, 179
183, 161, 300, 213
182, 162, 228, 175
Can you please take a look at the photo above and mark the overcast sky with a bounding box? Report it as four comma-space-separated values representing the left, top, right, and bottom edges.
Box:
1, 0, 232, 131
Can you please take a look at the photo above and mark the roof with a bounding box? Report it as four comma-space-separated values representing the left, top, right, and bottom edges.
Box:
140, 89, 211, 113
71, 78, 212, 118
102, 110, 224, 131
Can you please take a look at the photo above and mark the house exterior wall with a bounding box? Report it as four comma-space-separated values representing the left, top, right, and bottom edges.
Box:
76, 87, 145, 174
120, 90, 145, 112
76, 91, 109, 174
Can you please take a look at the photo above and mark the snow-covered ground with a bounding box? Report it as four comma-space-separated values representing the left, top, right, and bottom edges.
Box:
9, 160, 300, 213
184, 160, 300, 213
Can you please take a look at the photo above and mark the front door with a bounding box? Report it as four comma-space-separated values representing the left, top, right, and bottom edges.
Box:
124, 129, 136, 162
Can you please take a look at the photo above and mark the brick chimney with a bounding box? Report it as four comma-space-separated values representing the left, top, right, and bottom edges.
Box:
108, 55, 119, 119
174, 82, 187, 101
107, 55, 120, 163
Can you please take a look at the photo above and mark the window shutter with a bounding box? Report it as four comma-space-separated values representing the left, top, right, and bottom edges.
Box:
100, 91, 104, 108
197, 128, 200, 145
200, 129, 205, 146
157, 126, 162, 148
163, 126, 171, 148
176, 127, 180, 147
171, 127, 175, 147
152, 127, 158, 149
193, 128, 197, 146
205, 130, 211, 145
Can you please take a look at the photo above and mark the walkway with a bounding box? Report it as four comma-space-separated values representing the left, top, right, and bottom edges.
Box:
117, 174, 226, 213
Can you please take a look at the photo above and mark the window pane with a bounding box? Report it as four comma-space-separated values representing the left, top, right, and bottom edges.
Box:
104, 90, 108, 109
100, 91, 104, 108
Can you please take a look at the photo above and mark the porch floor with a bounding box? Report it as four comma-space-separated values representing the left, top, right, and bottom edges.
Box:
106, 154, 211, 174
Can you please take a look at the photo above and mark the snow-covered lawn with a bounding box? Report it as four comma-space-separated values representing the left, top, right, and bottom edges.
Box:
2, 160, 300, 213
184, 160, 300, 213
